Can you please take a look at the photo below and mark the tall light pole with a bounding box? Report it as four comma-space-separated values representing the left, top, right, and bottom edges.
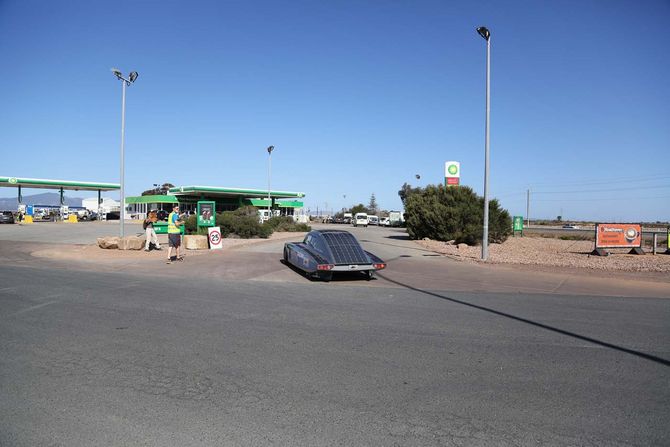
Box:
477, 26, 491, 261
111, 68, 138, 238
267, 145, 275, 220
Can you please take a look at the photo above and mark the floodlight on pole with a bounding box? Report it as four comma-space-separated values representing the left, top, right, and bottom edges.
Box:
267, 146, 275, 220
111, 68, 138, 238
476, 26, 491, 260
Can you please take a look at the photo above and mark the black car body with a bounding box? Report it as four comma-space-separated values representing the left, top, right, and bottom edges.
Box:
0, 211, 15, 224
284, 230, 386, 281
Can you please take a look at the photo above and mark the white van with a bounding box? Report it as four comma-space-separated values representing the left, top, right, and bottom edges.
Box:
367, 215, 379, 226
353, 212, 368, 227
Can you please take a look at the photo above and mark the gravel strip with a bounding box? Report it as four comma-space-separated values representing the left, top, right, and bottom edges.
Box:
416, 236, 670, 273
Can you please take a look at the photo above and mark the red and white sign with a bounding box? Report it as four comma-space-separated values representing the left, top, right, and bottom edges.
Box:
595, 223, 642, 249
445, 161, 461, 187
208, 226, 223, 250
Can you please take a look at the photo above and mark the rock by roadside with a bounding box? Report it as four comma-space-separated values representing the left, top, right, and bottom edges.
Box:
416, 236, 670, 273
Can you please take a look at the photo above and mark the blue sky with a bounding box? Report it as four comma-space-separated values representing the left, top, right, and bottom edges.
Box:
1, 0, 668, 221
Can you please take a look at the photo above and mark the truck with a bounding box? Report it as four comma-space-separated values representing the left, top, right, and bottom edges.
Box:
388, 210, 404, 227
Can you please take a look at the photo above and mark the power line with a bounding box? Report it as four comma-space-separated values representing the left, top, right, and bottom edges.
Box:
533, 184, 670, 195
528, 173, 670, 188
535, 194, 670, 202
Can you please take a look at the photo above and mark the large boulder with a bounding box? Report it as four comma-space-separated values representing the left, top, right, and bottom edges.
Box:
184, 235, 209, 250
118, 236, 145, 250
97, 237, 120, 249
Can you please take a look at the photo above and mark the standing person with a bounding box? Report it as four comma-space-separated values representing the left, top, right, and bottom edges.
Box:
143, 210, 161, 252
166, 204, 183, 264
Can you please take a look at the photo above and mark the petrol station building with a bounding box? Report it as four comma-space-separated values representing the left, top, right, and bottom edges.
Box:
125, 185, 305, 219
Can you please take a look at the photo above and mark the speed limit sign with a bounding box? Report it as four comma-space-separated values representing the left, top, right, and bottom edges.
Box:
208, 227, 223, 250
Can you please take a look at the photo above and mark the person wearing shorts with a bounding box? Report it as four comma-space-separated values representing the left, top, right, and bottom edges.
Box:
166, 205, 183, 264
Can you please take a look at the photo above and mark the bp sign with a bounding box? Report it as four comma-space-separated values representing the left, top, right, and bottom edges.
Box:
444, 161, 460, 186
197, 201, 215, 227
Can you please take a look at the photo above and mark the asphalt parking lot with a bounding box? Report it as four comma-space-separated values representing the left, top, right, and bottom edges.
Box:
1, 221, 669, 446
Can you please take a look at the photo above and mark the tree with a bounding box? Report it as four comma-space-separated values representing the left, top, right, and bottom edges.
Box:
141, 183, 175, 196
349, 203, 368, 215
398, 183, 423, 205
404, 184, 512, 245
368, 193, 378, 215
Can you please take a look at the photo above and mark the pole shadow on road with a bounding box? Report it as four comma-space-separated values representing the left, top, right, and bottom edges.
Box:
377, 273, 670, 368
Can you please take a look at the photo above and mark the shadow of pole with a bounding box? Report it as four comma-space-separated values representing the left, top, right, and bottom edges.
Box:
377, 273, 670, 367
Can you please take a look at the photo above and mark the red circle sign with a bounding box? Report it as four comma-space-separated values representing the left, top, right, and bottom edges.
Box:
209, 230, 221, 245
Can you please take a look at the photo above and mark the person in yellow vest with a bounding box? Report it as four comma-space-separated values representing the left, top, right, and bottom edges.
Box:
166, 204, 183, 264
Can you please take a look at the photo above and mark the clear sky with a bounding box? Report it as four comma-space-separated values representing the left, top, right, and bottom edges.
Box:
1, 0, 668, 222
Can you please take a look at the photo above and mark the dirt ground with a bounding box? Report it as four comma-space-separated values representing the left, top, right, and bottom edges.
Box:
30, 231, 304, 262
416, 235, 670, 273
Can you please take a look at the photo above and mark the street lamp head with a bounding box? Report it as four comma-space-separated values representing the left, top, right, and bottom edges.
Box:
267, 145, 275, 154
128, 71, 138, 83
476, 26, 490, 41
111, 68, 123, 79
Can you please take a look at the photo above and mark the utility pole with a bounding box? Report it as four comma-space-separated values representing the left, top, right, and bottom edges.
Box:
526, 189, 531, 227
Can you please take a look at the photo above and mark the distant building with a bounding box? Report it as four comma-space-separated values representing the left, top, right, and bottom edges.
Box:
82, 197, 119, 214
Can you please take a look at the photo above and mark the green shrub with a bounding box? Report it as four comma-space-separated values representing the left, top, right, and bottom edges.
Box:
266, 216, 311, 232
185, 206, 309, 239
404, 184, 512, 245
214, 207, 270, 239
184, 214, 197, 234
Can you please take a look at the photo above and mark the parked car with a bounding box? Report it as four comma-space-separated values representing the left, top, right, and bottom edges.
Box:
353, 212, 368, 227
0, 211, 15, 224
283, 230, 386, 281
379, 217, 390, 227
367, 215, 379, 226
156, 210, 169, 221
562, 224, 580, 229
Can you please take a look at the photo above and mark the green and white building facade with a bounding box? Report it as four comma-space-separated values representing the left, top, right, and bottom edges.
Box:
125, 185, 305, 219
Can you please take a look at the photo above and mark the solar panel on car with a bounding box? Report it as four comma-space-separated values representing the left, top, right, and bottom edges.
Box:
321, 231, 370, 264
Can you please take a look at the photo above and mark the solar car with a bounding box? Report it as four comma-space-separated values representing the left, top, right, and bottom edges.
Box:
283, 230, 386, 281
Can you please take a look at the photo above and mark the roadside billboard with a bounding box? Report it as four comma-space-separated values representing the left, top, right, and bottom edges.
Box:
444, 161, 460, 186
513, 216, 523, 235
197, 201, 215, 227
595, 223, 642, 249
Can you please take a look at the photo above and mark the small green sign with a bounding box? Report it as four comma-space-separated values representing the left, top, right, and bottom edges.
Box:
197, 201, 216, 227
448, 164, 458, 175
513, 216, 524, 234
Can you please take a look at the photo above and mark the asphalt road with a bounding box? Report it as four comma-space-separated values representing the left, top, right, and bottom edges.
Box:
1, 224, 669, 446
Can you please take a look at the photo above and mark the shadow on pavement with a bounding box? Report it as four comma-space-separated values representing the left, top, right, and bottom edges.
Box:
377, 273, 670, 368
279, 259, 373, 283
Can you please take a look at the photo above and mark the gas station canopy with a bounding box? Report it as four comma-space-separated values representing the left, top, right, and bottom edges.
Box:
0, 176, 120, 191
168, 185, 304, 199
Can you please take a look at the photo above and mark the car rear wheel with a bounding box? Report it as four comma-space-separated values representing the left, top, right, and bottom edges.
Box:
365, 270, 375, 281
318, 272, 332, 282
